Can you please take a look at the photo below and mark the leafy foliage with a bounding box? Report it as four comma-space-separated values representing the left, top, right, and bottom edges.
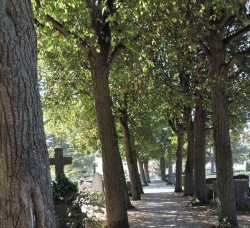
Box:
52, 175, 78, 204
68, 190, 105, 228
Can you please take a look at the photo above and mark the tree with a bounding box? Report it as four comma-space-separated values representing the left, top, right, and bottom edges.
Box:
34, 1, 143, 226
0, 1, 55, 227
185, 1, 250, 225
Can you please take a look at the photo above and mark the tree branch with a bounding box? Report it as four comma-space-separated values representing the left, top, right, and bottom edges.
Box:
218, 15, 235, 30
223, 24, 250, 46
107, 44, 126, 71
45, 15, 89, 52
226, 49, 250, 69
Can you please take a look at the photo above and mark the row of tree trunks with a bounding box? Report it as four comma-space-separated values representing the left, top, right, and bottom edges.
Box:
0, 2, 56, 227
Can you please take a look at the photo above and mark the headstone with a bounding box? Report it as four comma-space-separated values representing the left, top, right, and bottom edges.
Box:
92, 173, 104, 193
78, 177, 92, 190
50, 148, 72, 176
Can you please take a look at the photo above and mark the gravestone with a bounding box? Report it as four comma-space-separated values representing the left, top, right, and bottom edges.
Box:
50, 148, 72, 228
50, 148, 72, 176
78, 177, 92, 191
92, 173, 104, 193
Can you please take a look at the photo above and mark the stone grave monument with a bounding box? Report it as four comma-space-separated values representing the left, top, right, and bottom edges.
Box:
92, 173, 104, 193
50, 148, 72, 176
78, 177, 92, 191
50, 148, 72, 228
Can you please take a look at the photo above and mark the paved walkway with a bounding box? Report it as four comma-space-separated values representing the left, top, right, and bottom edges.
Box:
127, 180, 250, 228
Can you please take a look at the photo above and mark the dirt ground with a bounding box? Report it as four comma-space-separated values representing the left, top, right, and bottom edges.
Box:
127, 180, 250, 228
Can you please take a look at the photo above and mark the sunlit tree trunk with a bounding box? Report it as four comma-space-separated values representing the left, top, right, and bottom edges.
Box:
144, 160, 150, 182
138, 157, 147, 185
0, 2, 55, 227
90, 55, 129, 226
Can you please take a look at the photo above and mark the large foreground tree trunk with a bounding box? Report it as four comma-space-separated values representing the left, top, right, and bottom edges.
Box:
90, 54, 129, 227
209, 31, 237, 225
184, 106, 194, 196
175, 133, 184, 192
193, 90, 207, 205
0, 2, 55, 227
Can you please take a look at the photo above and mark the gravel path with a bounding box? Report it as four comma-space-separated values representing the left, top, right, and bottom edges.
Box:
127, 180, 250, 228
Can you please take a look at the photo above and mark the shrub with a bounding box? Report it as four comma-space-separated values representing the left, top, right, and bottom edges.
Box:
52, 174, 78, 204
68, 189, 105, 228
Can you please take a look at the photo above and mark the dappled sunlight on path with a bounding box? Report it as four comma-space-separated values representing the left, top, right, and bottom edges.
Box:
128, 180, 250, 228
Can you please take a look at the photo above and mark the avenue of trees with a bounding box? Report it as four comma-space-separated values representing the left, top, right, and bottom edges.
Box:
1, 0, 250, 227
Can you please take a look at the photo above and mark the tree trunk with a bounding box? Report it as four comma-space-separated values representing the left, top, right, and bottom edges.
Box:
175, 134, 184, 192
168, 146, 174, 185
184, 106, 194, 196
119, 107, 141, 200
144, 160, 151, 182
0, 2, 55, 227
131, 137, 144, 194
89, 54, 129, 227
193, 90, 207, 205
160, 156, 166, 181
209, 31, 237, 225
138, 157, 147, 185
211, 148, 215, 173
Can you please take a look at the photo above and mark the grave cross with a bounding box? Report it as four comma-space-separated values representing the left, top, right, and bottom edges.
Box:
50, 148, 72, 176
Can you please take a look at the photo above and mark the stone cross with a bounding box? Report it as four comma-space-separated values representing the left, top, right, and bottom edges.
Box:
50, 148, 72, 176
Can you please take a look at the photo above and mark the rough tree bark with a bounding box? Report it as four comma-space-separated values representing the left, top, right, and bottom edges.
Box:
184, 106, 194, 196
90, 53, 130, 226
193, 90, 207, 205
209, 32, 237, 224
0, 2, 55, 227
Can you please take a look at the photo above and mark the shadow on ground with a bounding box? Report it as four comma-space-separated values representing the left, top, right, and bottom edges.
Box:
128, 181, 250, 228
